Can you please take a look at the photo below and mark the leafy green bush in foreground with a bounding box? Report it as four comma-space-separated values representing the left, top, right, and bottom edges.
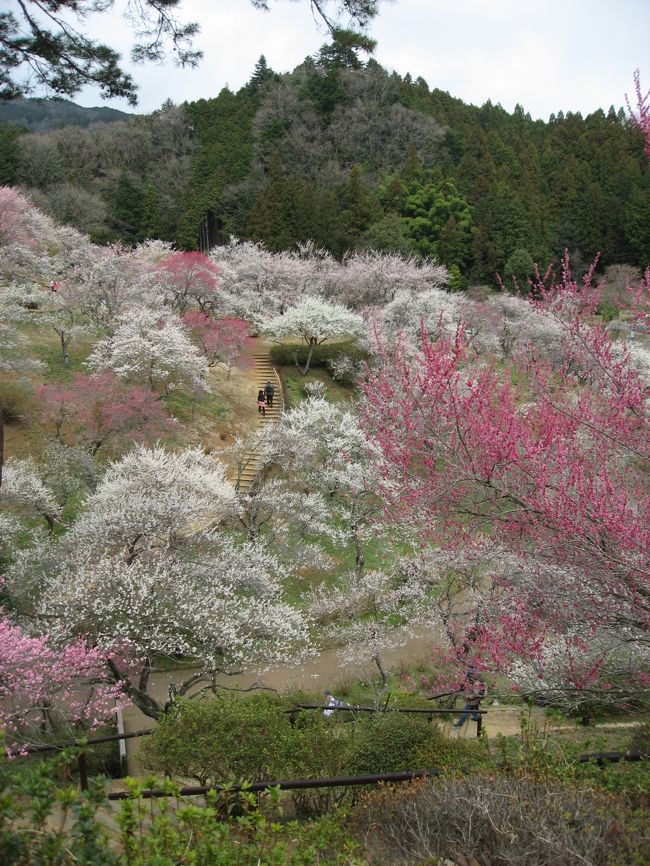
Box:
0, 752, 363, 866
139, 693, 489, 814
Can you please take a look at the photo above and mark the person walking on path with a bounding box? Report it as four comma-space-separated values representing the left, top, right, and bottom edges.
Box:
452, 673, 486, 729
264, 380, 274, 407
257, 389, 266, 416
323, 690, 345, 717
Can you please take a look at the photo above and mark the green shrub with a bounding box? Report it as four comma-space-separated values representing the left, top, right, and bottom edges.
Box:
349, 712, 489, 776
597, 299, 620, 322
140, 694, 490, 817
0, 378, 33, 424
0, 754, 363, 865
282, 712, 359, 815
270, 341, 367, 378
139, 693, 293, 786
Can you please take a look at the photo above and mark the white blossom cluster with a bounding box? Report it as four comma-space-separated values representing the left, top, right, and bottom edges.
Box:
262, 296, 365, 346
62, 444, 237, 559
0, 458, 60, 527
87, 305, 210, 393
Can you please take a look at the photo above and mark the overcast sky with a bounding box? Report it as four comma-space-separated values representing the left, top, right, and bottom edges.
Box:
69, 0, 650, 121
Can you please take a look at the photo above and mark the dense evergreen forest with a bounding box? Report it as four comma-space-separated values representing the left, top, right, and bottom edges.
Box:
1, 47, 648, 284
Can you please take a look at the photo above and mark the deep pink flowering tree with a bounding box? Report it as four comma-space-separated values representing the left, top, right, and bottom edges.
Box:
37, 373, 178, 454
0, 614, 124, 749
182, 312, 252, 377
157, 251, 221, 314
361, 257, 650, 710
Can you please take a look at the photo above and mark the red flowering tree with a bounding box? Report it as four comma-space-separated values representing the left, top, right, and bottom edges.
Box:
361, 258, 650, 711
37, 373, 178, 455
157, 251, 221, 314
182, 312, 252, 377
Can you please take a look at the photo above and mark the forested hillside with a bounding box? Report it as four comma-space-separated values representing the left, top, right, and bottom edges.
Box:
2, 48, 648, 284
0, 98, 133, 132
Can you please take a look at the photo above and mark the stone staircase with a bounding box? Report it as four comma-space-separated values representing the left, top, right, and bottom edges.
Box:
234, 353, 284, 493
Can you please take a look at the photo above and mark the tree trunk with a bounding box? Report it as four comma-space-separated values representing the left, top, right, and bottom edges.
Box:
60, 332, 69, 367
107, 658, 163, 720
373, 653, 389, 688
298, 340, 316, 377
0, 407, 4, 490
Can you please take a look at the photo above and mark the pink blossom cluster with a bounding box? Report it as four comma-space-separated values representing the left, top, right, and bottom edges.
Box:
362, 256, 650, 699
0, 615, 124, 751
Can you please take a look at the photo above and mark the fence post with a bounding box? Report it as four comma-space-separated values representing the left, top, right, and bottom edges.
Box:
476, 714, 483, 738
78, 751, 89, 791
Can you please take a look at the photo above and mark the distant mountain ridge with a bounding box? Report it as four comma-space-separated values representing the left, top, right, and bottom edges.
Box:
0, 98, 135, 132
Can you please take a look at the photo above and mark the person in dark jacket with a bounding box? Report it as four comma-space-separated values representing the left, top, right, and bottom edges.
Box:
264, 380, 274, 407
453, 673, 486, 728
257, 389, 266, 416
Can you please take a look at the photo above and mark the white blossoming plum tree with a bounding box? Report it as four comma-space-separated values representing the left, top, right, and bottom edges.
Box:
263, 297, 364, 375
14, 445, 312, 719
87, 305, 209, 394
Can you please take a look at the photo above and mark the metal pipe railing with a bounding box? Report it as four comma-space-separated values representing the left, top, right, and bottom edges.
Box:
107, 768, 442, 800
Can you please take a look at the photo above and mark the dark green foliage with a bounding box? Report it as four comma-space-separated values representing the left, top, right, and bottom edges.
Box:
347, 712, 491, 778
110, 173, 144, 245
0, 120, 22, 184
316, 29, 376, 71
503, 247, 535, 282
139, 693, 292, 786
176, 88, 256, 250
269, 341, 368, 377
623, 173, 650, 268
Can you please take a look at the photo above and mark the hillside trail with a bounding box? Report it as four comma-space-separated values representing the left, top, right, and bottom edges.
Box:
231, 351, 283, 492
119, 349, 547, 771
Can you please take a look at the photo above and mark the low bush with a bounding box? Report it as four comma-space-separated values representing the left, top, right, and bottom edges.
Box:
141, 694, 490, 816
359, 775, 650, 866
270, 341, 367, 381
139, 693, 292, 786
348, 712, 489, 777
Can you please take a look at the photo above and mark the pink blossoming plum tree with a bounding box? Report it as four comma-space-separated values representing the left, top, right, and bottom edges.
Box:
0, 614, 123, 748
182, 312, 252, 377
37, 373, 178, 455
157, 251, 221, 314
361, 258, 650, 711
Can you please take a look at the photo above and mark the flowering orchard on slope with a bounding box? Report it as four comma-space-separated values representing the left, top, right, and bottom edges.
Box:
14, 445, 313, 720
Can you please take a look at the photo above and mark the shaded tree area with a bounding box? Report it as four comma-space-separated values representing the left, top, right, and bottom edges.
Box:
15, 100, 194, 244
5, 49, 648, 278
185, 53, 647, 280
